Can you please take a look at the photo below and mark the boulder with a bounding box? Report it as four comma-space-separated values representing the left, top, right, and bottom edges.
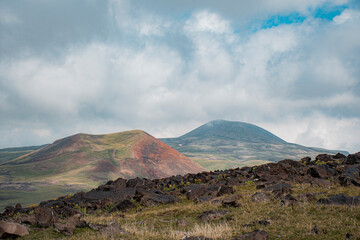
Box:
300, 157, 311, 165
140, 194, 178, 206
199, 210, 228, 222
54, 222, 76, 236
232, 230, 269, 240
280, 194, 298, 206
222, 195, 241, 207
344, 153, 360, 165
99, 221, 128, 236
243, 220, 270, 228
251, 192, 271, 203
297, 193, 318, 202
19, 215, 36, 225
182, 237, 213, 240
34, 207, 59, 228
311, 225, 320, 234
264, 183, 292, 198
318, 193, 360, 206
56, 206, 82, 218
0, 221, 29, 238
216, 185, 234, 196
109, 200, 136, 212
339, 166, 360, 186
307, 165, 337, 179
183, 185, 210, 200
54, 213, 85, 236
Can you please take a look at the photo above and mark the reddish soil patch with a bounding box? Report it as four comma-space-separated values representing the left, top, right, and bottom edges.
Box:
131, 132, 204, 179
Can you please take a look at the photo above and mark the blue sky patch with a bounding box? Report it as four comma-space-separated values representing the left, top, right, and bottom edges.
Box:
312, 4, 348, 21
261, 13, 306, 29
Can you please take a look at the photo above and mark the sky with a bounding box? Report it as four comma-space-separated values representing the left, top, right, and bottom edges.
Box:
0, 0, 359, 153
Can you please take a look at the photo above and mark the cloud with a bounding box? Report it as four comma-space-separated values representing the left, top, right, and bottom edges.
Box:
185, 10, 231, 34
0, 0, 359, 154
0, 9, 20, 25
333, 8, 360, 23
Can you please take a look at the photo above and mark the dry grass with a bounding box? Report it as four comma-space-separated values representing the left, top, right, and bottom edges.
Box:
21, 182, 360, 240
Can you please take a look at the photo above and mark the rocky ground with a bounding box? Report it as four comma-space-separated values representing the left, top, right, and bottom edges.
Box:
1, 152, 360, 239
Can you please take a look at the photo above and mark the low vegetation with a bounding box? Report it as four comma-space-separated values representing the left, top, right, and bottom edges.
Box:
15, 183, 360, 240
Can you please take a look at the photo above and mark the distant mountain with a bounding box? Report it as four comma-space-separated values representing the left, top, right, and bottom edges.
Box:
0, 145, 47, 164
160, 120, 348, 170
0, 130, 204, 207
0, 130, 203, 185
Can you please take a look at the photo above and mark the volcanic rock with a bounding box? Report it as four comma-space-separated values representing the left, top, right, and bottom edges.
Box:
199, 210, 228, 222
221, 195, 241, 207
318, 193, 360, 206
251, 192, 271, 203
109, 200, 136, 212
34, 207, 58, 228
0, 221, 29, 238
232, 230, 269, 240
280, 194, 298, 206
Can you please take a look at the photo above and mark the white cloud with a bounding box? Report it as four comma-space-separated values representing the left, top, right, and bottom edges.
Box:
333, 9, 360, 24
185, 10, 231, 34
33, 129, 52, 138
0, 1, 359, 154
0, 10, 20, 25
262, 114, 360, 153
109, 0, 171, 36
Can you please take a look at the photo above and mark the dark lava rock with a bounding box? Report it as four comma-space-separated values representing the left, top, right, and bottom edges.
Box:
346, 233, 354, 240
251, 192, 271, 203
199, 210, 228, 222
140, 194, 178, 206
88, 221, 128, 236
300, 157, 311, 165
99, 221, 128, 236
183, 185, 209, 200
195, 196, 217, 203
318, 193, 360, 206
311, 225, 320, 234
232, 230, 269, 240
297, 193, 318, 202
216, 185, 234, 196
281, 194, 298, 206
182, 236, 213, 240
222, 195, 241, 207
243, 220, 270, 228
339, 166, 360, 186
264, 183, 292, 198
344, 152, 360, 165
56, 206, 82, 218
34, 207, 59, 228
307, 165, 337, 179
19, 215, 36, 225
109, 199, 136, 212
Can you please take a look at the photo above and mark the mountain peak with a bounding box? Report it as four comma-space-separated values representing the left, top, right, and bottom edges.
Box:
2, 130, 204, 186
180, 119, 286, 144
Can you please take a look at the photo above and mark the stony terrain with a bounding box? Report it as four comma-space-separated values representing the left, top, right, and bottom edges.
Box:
1, 151, 360, 239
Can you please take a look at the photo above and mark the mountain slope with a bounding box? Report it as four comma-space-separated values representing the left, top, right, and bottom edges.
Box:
160, 120, 348, 170
0, 130, 204, 186
0, 145, 47, 164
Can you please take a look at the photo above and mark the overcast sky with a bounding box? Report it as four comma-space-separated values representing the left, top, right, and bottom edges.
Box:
0, 0, 359, 153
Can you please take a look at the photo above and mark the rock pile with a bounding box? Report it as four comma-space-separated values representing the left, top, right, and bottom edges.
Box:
1, 151, 360, 238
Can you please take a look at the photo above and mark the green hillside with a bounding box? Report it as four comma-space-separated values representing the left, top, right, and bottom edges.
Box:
0, 145, 47, 164
160, 120, 348, 170
0, 130, 203, 209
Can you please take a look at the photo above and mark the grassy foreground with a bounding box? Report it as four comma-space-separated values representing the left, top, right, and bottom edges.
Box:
19, 182, 360, 240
